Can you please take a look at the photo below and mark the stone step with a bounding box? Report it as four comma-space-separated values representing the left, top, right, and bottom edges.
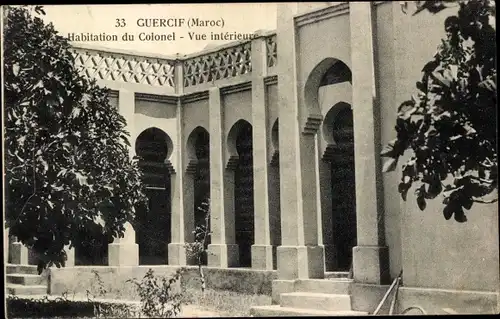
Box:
295, 278, 352, 295
280, 292, 352, 311
7, 274, 46, 286
325, 271, 350, 279
7, 284, 48, 295
250, 305, 368, 317
6, 264, 39, 275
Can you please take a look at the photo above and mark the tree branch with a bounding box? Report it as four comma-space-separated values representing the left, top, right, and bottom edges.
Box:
472, 197, 498, 204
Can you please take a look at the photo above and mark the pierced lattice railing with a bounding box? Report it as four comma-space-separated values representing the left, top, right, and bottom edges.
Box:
183, 42, 252, 88
71, 48, 176, 88
265, 34, 277, 68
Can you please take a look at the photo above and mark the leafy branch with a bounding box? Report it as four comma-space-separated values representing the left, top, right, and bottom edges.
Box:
185, 200, 212, 295
383, 0, 497, 222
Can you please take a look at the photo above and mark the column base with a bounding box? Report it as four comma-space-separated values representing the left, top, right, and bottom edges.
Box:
251, 244, 276, 270
207, 244, 239, 268
323, 244, 337, 271
352, 245, 390, 284
10, 242, 29, 264
108, 243, 139, 266
277, 245, 325, 280
168, 242, 196, 265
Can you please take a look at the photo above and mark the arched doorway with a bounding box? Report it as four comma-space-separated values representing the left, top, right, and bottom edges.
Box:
313, 59, 356, 272
135, 127, 172, 265
229, 120, 254, 267
329, 108, 356, 271
269, 118, 281, 270
190, 127, 211, 265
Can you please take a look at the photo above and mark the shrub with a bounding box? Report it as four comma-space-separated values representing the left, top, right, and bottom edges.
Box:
127, 268, 186, 318
6, 295, 140, 318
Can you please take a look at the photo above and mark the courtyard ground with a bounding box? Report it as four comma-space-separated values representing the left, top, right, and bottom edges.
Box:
180, 287, 272, 317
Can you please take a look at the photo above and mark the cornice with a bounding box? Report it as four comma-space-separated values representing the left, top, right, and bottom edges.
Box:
220, 81, 252, 95
180, 90, 209, 104
295, 2, 350, 28
264, 75, 278, 86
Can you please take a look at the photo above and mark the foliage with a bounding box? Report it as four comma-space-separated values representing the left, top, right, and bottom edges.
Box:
127, 268, 186, 318
383, 0, 497, 222
4, 5, 148, 272
185, 200, 212, 294
86, 270, 108, 300
6, 294, 140, 318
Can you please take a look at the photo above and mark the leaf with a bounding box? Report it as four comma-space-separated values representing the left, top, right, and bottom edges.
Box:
415, 184, 427, 211
421, 59, 440, 75
425, 179, 442, 199
454, 206, 467, 223
74, 172, 88, 186
417, 194, 427, 211
70, 107, 81, 119
443, 202, 454, 220
12, 63, 20, 76
398, 182, 411, 201
478, 78, 496, 91
383, 157, 398, 172
380, 139, 397, 157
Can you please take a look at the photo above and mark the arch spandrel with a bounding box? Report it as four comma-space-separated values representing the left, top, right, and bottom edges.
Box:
302, 58, 352, 136
319, 102, 353, 162
185, 126, 210, 175
135, 127, 176, 174
226, 119, 252, 170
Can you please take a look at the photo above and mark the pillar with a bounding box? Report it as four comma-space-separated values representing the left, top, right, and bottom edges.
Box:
207, 87, 239, 267
108, 89, 139, 266
168, 96, 195, 265
250, 36, 274, 270
64, 245, 75, 267
349, 2, 390, 284
9, 237, 29, 264
275, 3, 324, 280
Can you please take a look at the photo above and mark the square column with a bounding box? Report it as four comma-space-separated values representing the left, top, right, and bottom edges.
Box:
108, 89, 139, 266
250, 36, 275, 270
349, 2, 390, 285
64, 245, 75, 267
275, 3, 324, 280
108, 222, 139, 266
168, 99, 195, 265
207, 87, 239, 267
9, 237, 29, 264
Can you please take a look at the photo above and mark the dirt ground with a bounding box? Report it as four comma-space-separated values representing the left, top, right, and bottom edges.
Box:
179, 304, 228, 317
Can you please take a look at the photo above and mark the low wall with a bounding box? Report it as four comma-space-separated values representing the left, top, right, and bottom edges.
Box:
49, 266, 277, 298
351, 283, 499, 315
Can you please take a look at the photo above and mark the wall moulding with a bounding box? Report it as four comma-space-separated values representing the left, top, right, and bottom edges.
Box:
294, 2, 350, 28
109, 90, 119, 99
134, 92, 179, 104
264, 75, 278, 86
220, 81, 252, 95
180, 90, 209, 104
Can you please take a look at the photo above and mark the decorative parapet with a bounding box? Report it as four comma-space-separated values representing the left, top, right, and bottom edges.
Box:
182, 42, 252, 88
71, 45, 176, 88
70, 31, 277, 90
265, 34, 277, 68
